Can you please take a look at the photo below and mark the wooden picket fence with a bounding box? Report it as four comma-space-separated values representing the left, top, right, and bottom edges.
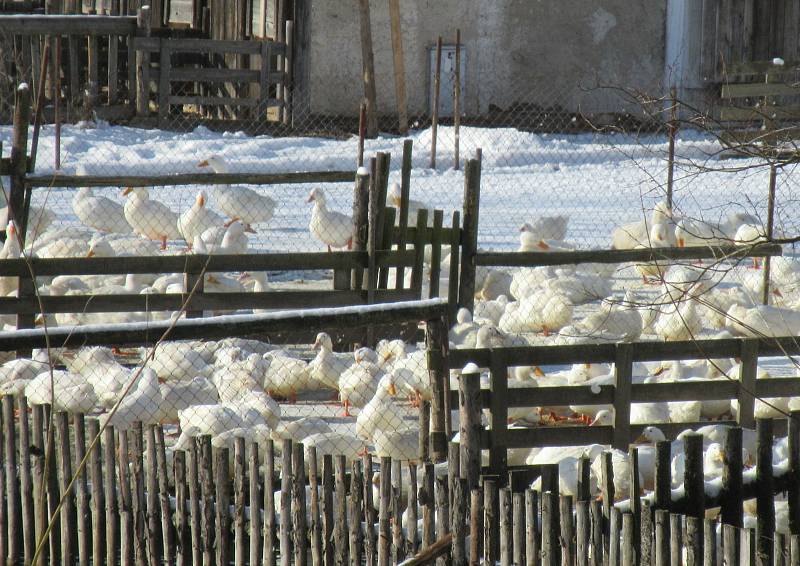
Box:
0, 402, 797, 565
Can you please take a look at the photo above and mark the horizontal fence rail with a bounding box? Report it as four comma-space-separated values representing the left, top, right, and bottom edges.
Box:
448, 336, 800, 474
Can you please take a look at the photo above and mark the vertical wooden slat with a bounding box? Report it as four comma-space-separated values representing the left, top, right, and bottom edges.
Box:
411, 209, 429, 297
669, 514, 682, 566
199, 435, 215, 566
422, 463, 435, 549
608, 507, 620, 566
576, 499, 590, 566
722, 427, 743, 528
561, 495, 575, 565
30, 404, 45, 565
458, 158, 481, 313
703, 519, 717, 566
738, 339, 759, 429
348, 459, 363, 566
408, 464, 419, 554
73, 413, 89, 566
591, 499, 604, 566
723, 524, 738, 566
263, 439, 276, 566
394, 139, 414, 289
17, 397, 34, 566
655, 509, 670, 566
488, 354, 509, 474
145, 425, 160, 566
377, 457, 391, 566
655, 441, 672, 512
108, 0, 119, 102
135, 6, 151, 116
447, 211, 462, 322
86, 419, 104, 566
499, 488, 513, 566
471, 489, 484, 565
322, 454, 334, 566
249, 442, 262, 566
157, 43, 171, 126
622, 513, 635, 566
234, 437, 247, 566
280, 439, 292, 566
613, 343, 634, 449
641, 500, 653, 566
292, 443, 307, 566
541, 491, 560, 566
55, 412, 74, 566
429, 36, 442, 169
335, 455, 349, 566
483, 479, 499, 564
356, 0, 378, 137
103, 426, 118, 566
685, 516, 702, 566
174, 450, 188, 566
391, 458, 404, 563
425, 313, 448, 462
428, 210, 444, 299
756, 418, 775, 565
154, 427, 172, 565
3, 396, 21, 565
188, 440, 202, 566
790, 412, 800, 536
452, 477, 467, 566
130, 423, 147, 566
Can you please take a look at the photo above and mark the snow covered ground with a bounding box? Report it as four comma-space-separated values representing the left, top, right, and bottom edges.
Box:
4, 122, 799, 254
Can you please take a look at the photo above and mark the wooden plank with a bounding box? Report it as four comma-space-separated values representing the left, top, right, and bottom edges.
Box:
0, 288, 420, 314
0, 250, 371, 276
357, 0, 377, 137
738, 339, 759, 429
0, 15, 137, 35
135, 7, 151, 117
503, 426, 614, 449
168, 95, 264, 107
720, 105, 800, 121
613, 344, 634, 449
0, 298, 448, 350
724, 59, 800, 74
476, 243, 783, 267
447, 384, 616, 410
24, 169, 356, 188
722, 81, 800, 98
458, 158, 481, 313
387, 0, 408, 134
700, 0, 720, 81
157, 43, 171, 125
489, 354, 509, 474
429, 210, 444, 299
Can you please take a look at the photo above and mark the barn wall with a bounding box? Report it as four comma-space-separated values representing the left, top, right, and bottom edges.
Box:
306, 0, 668, 117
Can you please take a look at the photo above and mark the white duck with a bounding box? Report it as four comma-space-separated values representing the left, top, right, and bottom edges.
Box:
308, 332, 351, 390
67, 346, 133, 408
195, 219, 250, 255
0, 221, 21, 297
262, 351, 310, 401
356, 374, 406, 441
0, 204, 54, 244
338, 348, 384, 416
99, 368, 164, 429
271, 417, 332, 444
197, 156, 276, 230
653, 299, 702, 341
72, 187, 132, 233
449, 308, 481, 348
307, 187, 354, 251
674, 217, 726, 248
122, 187, 181, 249
25, 369, 98, 413
159, 376, 219, 422
519, 216, 569, 243
178, 190, 225, 247
499, 288, 573, 335
388, 182, 430, 226
611, 200, 673, 249
734, 223, 766, 269
725, 303, 800, 337
372, 427, 419, 462
634, 223, 672, 284
303, 432, 366, 470
145, 341, 212, 381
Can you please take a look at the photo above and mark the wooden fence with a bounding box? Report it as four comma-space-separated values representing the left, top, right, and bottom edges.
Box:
448, 335, 800, 477
0, 11, 293, 126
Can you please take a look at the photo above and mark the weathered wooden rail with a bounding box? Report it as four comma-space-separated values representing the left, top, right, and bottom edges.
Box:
449, 336, 800, 475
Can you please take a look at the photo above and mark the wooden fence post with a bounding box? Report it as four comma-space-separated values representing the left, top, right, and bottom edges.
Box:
283, 19, 294, 126
429, 36, 442, 169
458, 157, 481, 313
789, 412, 800, 536
738, 339, 759, 429
426, 315, 449, 462
721, 427, 743, 528
394, 139, 414, 289
292, 0, 310, 125
761, 164, 778, 305
9, 83, 31, 238
388, 0, 407, 134
357, 0, 378, 137
453, 29, 461, 170
612, 343, 633, 449
135, 6, 151, 117
459, 371, 481, 491
756, 418, 775, 565
351, 164, 370, 290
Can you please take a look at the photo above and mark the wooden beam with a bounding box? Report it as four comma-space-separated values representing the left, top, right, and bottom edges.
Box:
24, 169, 356, 188
387, 0, 407, 134
475, 243, 783, 267
292, 0, 310, 123
0, 299, 448, 350
357, 0, 378, 137
0, 14, 137, 35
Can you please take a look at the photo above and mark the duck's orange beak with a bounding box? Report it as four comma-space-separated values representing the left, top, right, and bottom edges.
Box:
533, 366, 545, 377
198, 193, 206, 207
86, 249, 95, 258
122, 187, 133, 196
307, 194, 315, 203
388, 382, 398, 396
537, 240, 550, 250
197, 160, 209, 167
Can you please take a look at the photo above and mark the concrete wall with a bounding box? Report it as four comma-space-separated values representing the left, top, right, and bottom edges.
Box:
307, 0, 668, 117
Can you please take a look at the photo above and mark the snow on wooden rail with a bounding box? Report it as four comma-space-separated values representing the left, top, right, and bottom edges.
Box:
0, 298, 449, 350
